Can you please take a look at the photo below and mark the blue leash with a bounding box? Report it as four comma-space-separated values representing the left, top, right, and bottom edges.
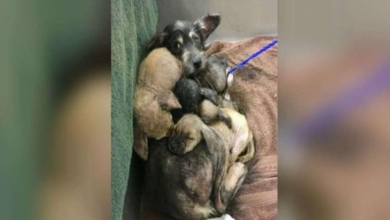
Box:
228, 38, 278, 74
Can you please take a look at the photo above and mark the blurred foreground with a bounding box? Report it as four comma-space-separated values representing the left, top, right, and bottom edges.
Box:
279, 0, 390, 219
1, 0, 110, 219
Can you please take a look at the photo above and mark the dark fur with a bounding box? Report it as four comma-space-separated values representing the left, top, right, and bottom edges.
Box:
171, 77, 218, 123
145, 118, 247, 220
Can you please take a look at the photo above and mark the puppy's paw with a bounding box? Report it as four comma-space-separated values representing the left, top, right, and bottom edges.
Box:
197, 201, 218, 218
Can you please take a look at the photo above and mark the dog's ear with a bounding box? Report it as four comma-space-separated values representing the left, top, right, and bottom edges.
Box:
157, 91, 182, 110
147, 32, 168, 51
194, 13, 221, 40
200, 124, 215, 143
200, 124, 226, 154
133, 127, 148, 161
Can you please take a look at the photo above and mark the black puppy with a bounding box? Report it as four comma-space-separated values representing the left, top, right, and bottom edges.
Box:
148, 13, 221, 76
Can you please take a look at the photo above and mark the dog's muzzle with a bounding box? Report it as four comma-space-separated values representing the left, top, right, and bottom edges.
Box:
168, 135, 187, 155
183, 53, 206, 76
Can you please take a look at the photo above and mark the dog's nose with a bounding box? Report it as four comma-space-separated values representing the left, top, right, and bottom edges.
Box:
193, 58, 202, 69
168, 136, 185, 155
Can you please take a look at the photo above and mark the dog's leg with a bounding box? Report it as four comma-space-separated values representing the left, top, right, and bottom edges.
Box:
200, 88, 219, 105
216, 162, 248, 213
237, 135, 255, 164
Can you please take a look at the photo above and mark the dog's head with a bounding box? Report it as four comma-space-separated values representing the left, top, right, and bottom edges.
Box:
148, 14, 221, 76
168, 114, 208, 155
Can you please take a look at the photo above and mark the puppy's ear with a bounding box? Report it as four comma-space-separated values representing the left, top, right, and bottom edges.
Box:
133, 127, 148, 161
158, 91, 182, 110
200, 124, 225, 154
194, 13, 221, 40
147, 32, 168, 51
200, 124, 214, 142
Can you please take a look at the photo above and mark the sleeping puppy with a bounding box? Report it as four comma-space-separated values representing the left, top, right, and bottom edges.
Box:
144, 115, 248, 220
134, 48, 183, 160
170, 106, 254, 165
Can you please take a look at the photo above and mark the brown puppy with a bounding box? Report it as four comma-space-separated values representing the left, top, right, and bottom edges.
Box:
144, 115, 248, 219
170, 106, 254, 165
134, 48, 183, 160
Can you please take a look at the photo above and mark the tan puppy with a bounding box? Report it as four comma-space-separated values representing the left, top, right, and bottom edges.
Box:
134, 48, 183, 160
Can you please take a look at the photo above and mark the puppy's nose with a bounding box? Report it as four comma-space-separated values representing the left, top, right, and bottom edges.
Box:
193, 58, 202, 69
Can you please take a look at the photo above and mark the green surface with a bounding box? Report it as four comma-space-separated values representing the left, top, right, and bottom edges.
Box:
111, 0, 158, 219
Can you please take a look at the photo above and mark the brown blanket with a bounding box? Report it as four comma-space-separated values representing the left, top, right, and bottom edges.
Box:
141, 35, 278, 220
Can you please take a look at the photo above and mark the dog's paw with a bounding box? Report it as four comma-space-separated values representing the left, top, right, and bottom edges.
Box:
197, 201, 218, 218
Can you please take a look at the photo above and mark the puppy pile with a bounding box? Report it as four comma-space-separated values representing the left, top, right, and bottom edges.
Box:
133, 14, 254, 220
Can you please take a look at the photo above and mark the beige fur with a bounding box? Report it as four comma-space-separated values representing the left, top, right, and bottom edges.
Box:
211, 108, 255, 165
134, 48, 183, 160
